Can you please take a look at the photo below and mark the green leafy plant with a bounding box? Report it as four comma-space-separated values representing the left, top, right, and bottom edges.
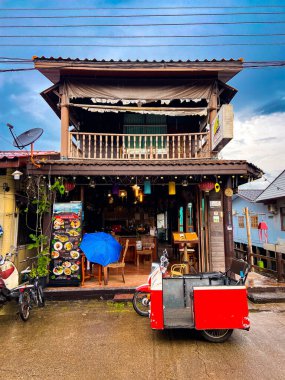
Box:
28, 233, 51, 279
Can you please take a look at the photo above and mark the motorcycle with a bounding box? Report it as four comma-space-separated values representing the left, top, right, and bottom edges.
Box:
0, 252, 44, 321
132, 250, 168, 317
133, 250, 251, 343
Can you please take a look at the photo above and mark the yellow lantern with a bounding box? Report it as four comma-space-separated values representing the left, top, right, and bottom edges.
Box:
132, 184, 140, 197
168, 181, 176, 195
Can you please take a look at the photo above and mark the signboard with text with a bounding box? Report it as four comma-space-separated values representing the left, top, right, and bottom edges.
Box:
211, 104, 234, 152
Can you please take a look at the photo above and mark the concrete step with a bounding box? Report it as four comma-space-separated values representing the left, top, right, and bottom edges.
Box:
248, 291, 285, 304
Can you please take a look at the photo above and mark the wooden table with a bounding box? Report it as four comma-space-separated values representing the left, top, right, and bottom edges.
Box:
172, 232, 198, 274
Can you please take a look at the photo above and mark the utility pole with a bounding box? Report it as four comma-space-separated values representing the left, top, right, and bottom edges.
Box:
245, 207, 254, 269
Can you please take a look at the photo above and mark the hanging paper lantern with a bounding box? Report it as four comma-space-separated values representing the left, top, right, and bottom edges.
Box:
168, 181, 176, 195
138, 190, 143, 203
119, 189, 127, 199
64, 182, 75, 192
144, 180, 151, 195
132, 184, 140, 197
198, 181, 215, 192
215, 183, 221, 193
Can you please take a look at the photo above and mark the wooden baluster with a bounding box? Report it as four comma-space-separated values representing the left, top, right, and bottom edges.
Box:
183, 135, 186, 158
87, 134, 90, 159
172, 135, 175, 159
82, 134, 86, 158
166, 135, 169, 159
105, 135, 108, 158
111, 135, 114, 159
155, 135, 157, 159
94, 134, 97, 159
116, 135, 119, 159
194, 134, 197, 158
139, 135, 142, 159
99, 135, 102, 159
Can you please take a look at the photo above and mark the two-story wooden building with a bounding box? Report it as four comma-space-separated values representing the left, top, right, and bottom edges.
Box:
27, 57, 261, 273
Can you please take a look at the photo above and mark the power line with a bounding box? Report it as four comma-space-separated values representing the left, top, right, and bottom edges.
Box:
1, 42, 285, 47
0, 6, 285, 11
1, 21, 285, 28
1, 11, 285, 19
1, 33, 285, 39
1, 60, 285, 73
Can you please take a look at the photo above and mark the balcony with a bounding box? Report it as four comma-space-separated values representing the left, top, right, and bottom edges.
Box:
68, 131, 211, 160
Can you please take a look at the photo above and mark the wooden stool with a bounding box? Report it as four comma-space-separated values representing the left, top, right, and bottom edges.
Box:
136, 248, 152, 267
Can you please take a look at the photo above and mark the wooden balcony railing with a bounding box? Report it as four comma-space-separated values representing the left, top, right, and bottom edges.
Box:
69, 131, 211, 160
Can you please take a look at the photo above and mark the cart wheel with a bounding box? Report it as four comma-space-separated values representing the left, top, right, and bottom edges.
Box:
132, 291, 150, 317
19, 290, 31, 321
201, 329, 233, 343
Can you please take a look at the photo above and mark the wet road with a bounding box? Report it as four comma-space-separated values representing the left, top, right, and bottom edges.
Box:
1, 300, 285, 380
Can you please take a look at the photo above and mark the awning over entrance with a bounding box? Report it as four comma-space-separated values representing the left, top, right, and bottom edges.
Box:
26, 159, 262, 178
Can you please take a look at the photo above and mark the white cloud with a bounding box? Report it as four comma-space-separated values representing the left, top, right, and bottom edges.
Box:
221, 112, 285, 173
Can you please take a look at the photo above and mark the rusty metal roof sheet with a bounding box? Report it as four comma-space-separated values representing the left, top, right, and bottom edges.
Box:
26, 158, 262, 178
0, 151, 59, 160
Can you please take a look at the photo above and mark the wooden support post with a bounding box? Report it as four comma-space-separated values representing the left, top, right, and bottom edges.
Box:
245, 207, 254, 269
276, 250, 284, 282
223, 177, 234, 270
61, 94, 70, 159
208, 81, 218, 156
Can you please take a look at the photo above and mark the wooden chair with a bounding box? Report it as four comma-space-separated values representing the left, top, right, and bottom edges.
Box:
103, 240, 129, 285
81, 254, 91, 286
136, 243, 153, 267
170, 264, 186, 277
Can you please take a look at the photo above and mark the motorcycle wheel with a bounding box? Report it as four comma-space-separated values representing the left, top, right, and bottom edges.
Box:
201, 329, 233, 343
37, 285, 45, 307
19, 290, 31, 321
132, 291, 150, 317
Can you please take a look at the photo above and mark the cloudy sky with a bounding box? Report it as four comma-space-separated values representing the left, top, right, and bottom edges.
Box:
0, 0, 284, 179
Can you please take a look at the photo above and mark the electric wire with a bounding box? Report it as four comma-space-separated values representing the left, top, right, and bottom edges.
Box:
1, 33, 285, 39
1, 60, 285, 73
0, 42, 285, 47
0, 6, 285, 10
1, 11, 285, 19
1, 20, 285, 28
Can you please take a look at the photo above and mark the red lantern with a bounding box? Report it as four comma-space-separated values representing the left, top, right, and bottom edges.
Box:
64, 182, 75, 192
198, 181, 215, 192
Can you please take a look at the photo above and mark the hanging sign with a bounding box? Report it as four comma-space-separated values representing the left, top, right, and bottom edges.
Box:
211, 104, 234, 152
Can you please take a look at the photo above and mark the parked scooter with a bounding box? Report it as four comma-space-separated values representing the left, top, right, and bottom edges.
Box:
0, 252, 45, 321
132, 250, 168, 317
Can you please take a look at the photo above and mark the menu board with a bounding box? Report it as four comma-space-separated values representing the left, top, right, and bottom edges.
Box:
49, 202, 82, 286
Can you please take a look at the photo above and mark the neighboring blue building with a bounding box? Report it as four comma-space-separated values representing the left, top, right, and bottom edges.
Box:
233, 170, 285, 279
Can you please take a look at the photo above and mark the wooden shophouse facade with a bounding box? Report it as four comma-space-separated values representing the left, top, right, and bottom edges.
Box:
27, 57, 261, 272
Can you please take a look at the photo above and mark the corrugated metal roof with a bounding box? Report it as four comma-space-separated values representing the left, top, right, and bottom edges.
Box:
256, 170, 285, 202
26, 158, 262, 178
34, 57, 243, 63
237, 189, 264, 202
0, 151, 59, 160
34, 56, 243, 84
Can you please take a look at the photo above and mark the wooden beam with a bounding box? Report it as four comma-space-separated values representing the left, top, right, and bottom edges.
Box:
60, 94, 70, 158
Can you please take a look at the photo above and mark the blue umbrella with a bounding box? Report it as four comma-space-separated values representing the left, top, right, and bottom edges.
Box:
80, 232, 122, 266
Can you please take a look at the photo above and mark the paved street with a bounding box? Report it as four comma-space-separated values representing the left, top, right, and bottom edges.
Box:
1, 300, 285, 380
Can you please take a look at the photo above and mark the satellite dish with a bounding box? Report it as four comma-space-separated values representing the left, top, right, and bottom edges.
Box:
12, 128, 43, 149
7, 123, 44, 168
